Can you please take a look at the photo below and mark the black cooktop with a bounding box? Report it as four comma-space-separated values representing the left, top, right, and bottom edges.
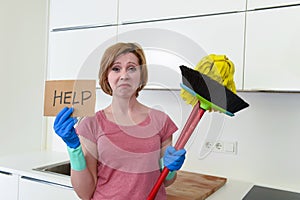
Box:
243, 185, 300, 200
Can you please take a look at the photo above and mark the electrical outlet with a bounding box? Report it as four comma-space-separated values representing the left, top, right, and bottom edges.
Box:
205, 141, 237, 154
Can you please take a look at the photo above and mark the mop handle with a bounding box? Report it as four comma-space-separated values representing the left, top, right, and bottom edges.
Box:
175, 102, 205, 149
147, 103, 205, 200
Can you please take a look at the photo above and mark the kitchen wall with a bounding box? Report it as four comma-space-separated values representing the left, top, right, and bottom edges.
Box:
183, 92, 300, 192
48, 89, 300, 192
0, 1, 48, 156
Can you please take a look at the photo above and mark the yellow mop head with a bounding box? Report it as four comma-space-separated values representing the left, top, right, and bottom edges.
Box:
180, 54, 237, 106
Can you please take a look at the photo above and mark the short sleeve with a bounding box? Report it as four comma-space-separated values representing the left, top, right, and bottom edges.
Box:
75, 115, 98, 143
160, 114, 178, 143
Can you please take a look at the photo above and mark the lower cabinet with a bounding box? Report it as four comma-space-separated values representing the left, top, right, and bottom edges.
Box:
0, 171, 19, 200
19, 176, 80, 200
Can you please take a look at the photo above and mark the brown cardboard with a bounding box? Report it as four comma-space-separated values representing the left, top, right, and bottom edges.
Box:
44, 80, 96, 117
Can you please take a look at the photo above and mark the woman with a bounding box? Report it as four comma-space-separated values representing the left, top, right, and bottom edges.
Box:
54, 42, 186, 200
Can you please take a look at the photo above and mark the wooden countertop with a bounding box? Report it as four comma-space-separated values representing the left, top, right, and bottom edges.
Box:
166, 171, 227, 200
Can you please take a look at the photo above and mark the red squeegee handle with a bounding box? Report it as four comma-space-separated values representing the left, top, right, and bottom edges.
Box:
147, 102, 205, 200
174, 102, 205, 149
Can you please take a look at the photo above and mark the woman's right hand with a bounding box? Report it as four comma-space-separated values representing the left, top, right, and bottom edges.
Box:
53, 107, 80, 149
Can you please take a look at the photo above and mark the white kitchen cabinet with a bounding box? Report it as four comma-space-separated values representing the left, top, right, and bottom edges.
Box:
247, 0, 300, 10
244, 6, 300, 91
19, 176, 80, 200
119, 0, 246, 24
47, 26, 117, 81
117, 13, 245, 90
0, 171, 19, 200
49, 0, 118, 30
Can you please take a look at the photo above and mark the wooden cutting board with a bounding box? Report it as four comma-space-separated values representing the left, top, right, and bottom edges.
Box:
166, 171, 227, 200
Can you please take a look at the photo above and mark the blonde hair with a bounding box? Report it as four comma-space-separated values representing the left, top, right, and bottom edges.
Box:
98, 42, 148, 97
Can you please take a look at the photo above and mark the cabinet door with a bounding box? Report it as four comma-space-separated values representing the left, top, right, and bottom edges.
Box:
119, 0, 246, 23
244, 6, 300, 91
0, 172, 18, 200
49, 0, 118, 30
48, 26, 117, 81
118, 13, 245, 90
19, 176, 80, 200
247, 0, 300, 10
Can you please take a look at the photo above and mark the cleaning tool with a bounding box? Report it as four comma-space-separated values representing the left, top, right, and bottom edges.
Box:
147, 54, 249, 200
180, 54, 238, 108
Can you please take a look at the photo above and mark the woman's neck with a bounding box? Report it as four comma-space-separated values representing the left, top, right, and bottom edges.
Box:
110, 96, 139, 115
104, 96, 148, 126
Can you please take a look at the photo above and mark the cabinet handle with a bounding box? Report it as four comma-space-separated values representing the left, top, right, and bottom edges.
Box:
0, 170, 12, 176
21, 176, 73, 190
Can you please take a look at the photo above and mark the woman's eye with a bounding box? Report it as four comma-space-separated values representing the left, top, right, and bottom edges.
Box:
111, 67, 120, 72
128, 66, 137, 72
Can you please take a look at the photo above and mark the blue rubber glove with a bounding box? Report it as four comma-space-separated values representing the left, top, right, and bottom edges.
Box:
163, 146, 186, 171
53, 107, 80, 149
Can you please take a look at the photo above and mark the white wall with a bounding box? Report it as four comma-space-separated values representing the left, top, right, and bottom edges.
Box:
0, 1, 48, 155
48, 89, 300, 192
182, 92, 300, 192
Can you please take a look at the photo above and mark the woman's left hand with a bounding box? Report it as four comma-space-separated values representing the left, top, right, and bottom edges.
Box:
163, 146, 186, 171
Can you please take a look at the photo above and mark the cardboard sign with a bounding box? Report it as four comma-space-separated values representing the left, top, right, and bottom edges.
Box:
44, 80, 96, 117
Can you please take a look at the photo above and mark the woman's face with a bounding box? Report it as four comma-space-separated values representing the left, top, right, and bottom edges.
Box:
107, 52, 141, 98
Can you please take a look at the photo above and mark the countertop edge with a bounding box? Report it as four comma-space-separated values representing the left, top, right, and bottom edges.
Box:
0, 151, 72, 187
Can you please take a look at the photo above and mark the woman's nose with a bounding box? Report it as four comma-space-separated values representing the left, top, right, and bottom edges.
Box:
120, 69, 129, 80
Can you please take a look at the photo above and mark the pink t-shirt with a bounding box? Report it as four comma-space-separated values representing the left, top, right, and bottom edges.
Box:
76, 108, 178, 200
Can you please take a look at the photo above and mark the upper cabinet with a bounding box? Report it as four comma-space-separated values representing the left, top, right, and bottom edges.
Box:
49, 0, 118, 30
117, 13, 245, 90
47, 1, 300, 91
48, 0, 118, 82
247, 0, 300, 10
47, 27, 117, 81
119, 0, 246, 24
244, 5, 300, 91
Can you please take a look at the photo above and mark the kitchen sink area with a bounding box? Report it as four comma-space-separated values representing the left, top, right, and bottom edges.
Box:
33, 161, 70, 176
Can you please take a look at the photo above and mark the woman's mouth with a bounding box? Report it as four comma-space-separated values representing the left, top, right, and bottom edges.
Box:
118, 83, 131, 87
